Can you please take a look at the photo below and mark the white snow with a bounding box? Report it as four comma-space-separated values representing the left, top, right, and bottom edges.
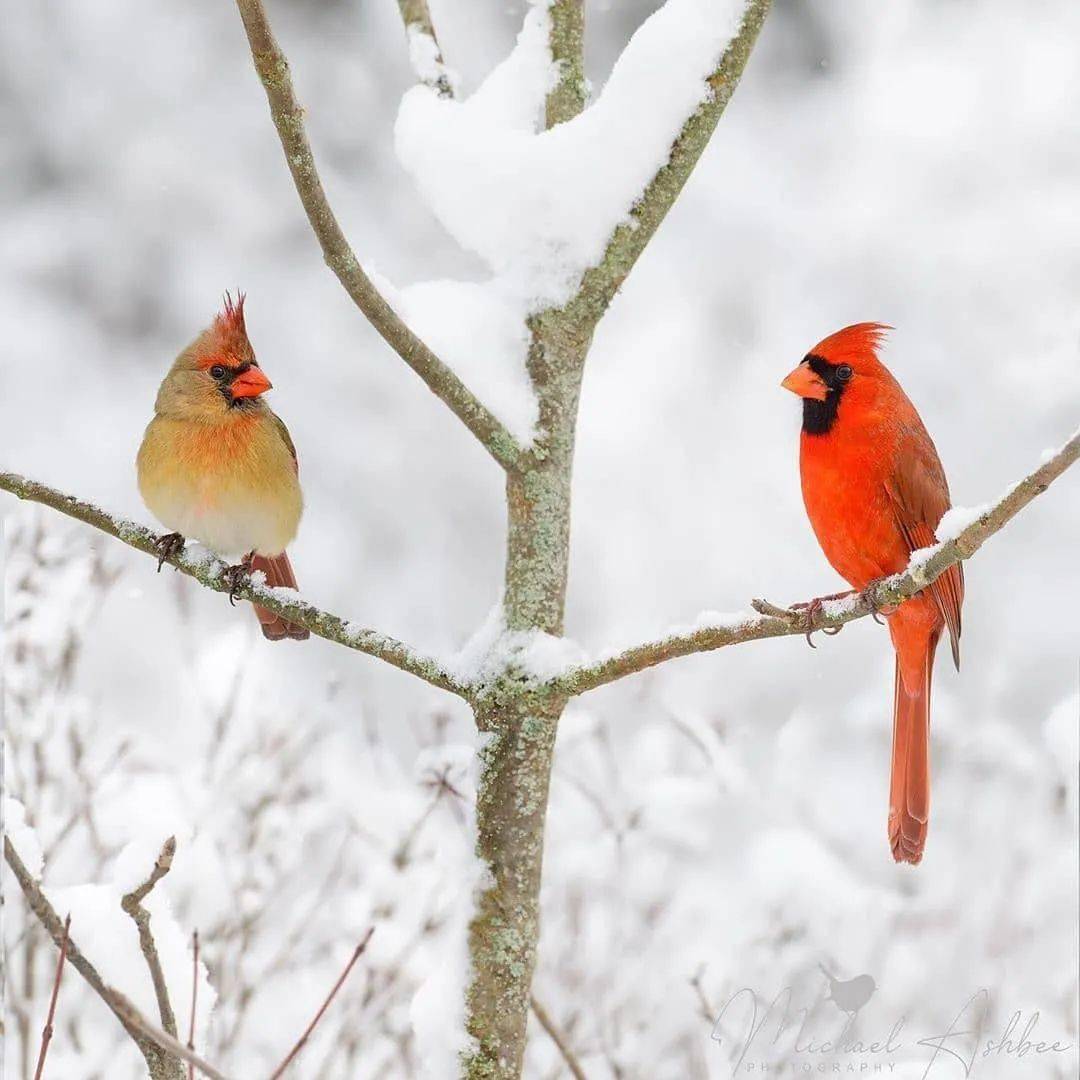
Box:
3, 797, 45, 879
448, 603, 589, 684
406, 25, 457, 93
936, 502, 992, 542
394, 0, 750, 309
45, 878, 216, 1036
393, 279, 538, 443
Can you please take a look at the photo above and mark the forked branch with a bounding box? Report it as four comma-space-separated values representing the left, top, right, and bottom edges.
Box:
232, 0, 521, 470
0, 473, 469, 698
553, 426, 1080, 695
121, 837, 180, 1039
4, 837, 185, 1080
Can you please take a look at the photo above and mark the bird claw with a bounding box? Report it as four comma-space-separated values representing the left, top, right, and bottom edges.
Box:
860, 578, 897, 624
221, 555, 253, 605
153, 533, 185, 572
789, 595, 846, 647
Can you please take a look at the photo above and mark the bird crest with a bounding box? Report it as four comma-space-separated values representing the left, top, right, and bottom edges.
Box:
205, 290, 253, 362
810, 322, 892, 365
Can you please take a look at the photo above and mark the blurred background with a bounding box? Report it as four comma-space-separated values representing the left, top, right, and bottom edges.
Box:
2, 1, 1077, 1076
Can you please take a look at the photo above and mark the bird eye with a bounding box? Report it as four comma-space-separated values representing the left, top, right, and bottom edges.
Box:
836, 364, 853, 382
209, 365, 227, 380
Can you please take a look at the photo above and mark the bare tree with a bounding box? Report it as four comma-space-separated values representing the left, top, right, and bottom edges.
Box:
3, 1, 1079, 1076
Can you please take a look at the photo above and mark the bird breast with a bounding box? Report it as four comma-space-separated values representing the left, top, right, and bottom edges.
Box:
137, 414, 302, 558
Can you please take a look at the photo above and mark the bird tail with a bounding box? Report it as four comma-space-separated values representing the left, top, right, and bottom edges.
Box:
250, 551, 309, 641
888, 635, 937, 864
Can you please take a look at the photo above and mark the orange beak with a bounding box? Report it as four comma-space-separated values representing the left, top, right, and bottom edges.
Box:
230, 366, 273, 399
781, 362, 828, 401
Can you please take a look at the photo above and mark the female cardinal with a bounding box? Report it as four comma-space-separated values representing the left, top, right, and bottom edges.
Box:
137, 294, 309, 641
782, 323, 963, 864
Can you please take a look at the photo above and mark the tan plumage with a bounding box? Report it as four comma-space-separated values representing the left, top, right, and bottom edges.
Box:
137, 295, 308, 641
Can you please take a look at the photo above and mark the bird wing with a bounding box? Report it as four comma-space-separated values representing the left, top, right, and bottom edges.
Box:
884, 431, 964, 670
270, 410, 299, 474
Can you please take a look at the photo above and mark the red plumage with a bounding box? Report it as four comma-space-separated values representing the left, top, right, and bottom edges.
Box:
783, 324, 963, 865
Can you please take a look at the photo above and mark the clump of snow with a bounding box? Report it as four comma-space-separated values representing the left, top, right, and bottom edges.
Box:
394, 0, 751, 310
46, 879, 216, 1036
448, 603, 588, 684
406, 26, 457, 93
906, 543, 942, 578
393, 280, 538, 443
936, 502, 992, 542
3, 797, 45, 879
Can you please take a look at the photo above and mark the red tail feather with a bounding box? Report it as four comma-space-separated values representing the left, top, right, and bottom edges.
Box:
888, 635, 937, 864
250, 552, 309, 641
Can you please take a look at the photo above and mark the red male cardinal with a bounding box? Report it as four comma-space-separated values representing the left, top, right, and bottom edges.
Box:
782, 324, 963, 864
137, 294, 309, 641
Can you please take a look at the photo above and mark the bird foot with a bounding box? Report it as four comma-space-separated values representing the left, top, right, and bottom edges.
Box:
788, 590, 853, 648
860, 578, 898, 624
153, 532, 185, 572
221, 554, 254, 605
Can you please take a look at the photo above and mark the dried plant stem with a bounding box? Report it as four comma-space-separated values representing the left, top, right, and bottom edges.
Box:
530, 995, 588, 1080
188, 930, 200, 1080
268, 928, 375, 1080
32, 913, 71, 1080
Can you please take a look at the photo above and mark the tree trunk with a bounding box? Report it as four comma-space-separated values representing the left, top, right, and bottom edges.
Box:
461, 321, 587, 1078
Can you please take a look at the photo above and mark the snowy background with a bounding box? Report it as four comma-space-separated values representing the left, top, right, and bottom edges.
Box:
2, 0, 1078, 1077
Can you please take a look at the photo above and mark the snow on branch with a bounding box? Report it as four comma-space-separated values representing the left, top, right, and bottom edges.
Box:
231, 0, 522, 471
0, 473, 470, 698
396, 0, 455, 98
4, 836, 187, 1080
395, 0, 770, 316
552, 425, 1080, 696
565, 0, 770, 329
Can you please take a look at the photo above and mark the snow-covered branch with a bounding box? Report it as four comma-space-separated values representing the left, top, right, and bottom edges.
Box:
562, 0, 771, 330
4, 837, 186, 1080
232, 0, 522, 471
396, 0, 455, 98
0, 472, 470, 698
552, 426, 1080, 695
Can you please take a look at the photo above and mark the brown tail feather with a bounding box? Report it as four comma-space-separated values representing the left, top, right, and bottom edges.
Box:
250, 552, 309, 641
888, 636, 937, 864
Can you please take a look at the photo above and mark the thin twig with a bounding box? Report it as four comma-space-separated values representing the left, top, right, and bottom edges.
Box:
268, 928, 375, 1080
108, 991, 233, 1080
0, 472, 470, 699
4, 837, 185, 1079
32, 913, 71, 1080
530, 994, 588, 1080
188, 930, 200, 1080
551, 425, 1080, 695
232, 0, 520, 470
121, 837, 180, 1037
